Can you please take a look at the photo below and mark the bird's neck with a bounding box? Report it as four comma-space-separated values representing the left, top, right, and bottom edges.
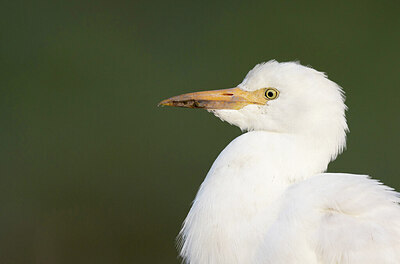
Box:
179, 131, 336, 263
214, 130, 333, 182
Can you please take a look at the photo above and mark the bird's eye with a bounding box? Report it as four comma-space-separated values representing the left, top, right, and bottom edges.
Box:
265, 88, 279, 100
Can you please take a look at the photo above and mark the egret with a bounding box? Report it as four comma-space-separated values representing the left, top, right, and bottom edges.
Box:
159, 61, 400, 264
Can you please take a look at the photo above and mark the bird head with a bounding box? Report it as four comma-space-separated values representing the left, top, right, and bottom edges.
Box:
159, 60, 348, 159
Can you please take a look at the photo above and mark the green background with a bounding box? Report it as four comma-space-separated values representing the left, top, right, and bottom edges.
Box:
1, 0, 399, 263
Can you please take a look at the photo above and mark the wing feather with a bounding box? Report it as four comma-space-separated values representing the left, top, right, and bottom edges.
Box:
256, 173, 400, 264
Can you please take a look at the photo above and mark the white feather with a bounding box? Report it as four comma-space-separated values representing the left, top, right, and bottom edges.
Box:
177, 61, 400, 264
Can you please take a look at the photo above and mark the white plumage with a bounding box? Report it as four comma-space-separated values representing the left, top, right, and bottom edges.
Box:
161, 61, 400, 264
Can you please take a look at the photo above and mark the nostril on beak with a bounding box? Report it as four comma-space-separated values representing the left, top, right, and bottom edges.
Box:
222, 93, 234, 96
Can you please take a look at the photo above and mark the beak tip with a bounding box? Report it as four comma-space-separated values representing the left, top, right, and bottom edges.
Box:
158, 99, 171, 107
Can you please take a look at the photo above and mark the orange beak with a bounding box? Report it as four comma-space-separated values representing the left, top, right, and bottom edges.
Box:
158, 87, 267, 110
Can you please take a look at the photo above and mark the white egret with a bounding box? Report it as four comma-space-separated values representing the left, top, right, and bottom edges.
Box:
159, 61, 400, 264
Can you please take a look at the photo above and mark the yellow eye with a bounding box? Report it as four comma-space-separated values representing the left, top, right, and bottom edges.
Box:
265, 88, 279, 100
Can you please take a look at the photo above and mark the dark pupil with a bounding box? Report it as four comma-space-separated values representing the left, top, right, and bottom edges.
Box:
267, 91, 274, 98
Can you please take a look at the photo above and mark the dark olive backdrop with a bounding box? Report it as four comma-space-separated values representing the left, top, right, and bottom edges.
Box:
1, 0, 399, 263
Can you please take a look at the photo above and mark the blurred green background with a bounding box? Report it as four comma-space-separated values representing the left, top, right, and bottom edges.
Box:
1, 0, 399, 263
